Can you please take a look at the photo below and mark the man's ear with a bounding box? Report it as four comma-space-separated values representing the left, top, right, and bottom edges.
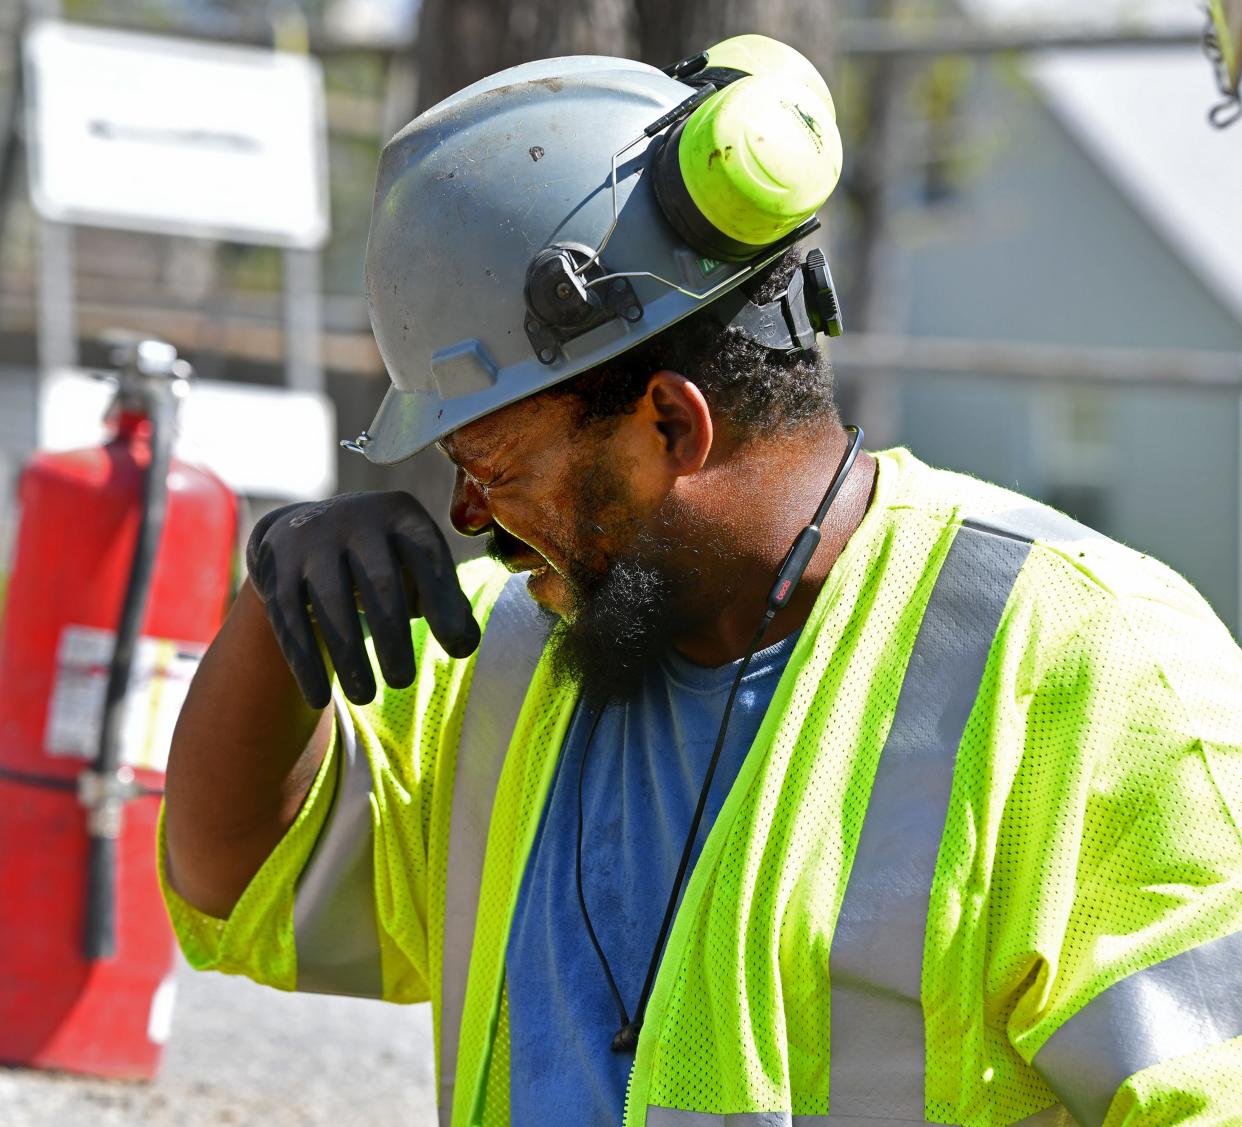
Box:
646, 370, 713, 477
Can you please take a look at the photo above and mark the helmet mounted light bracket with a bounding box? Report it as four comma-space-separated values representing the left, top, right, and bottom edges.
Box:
523, 243, 645, 365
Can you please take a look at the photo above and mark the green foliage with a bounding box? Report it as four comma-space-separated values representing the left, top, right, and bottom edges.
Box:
64, 0, 186, 28
323, 52, 387, 99
915, 56, 971, 125
322, 132, 384, 294
219, 244, 283, 292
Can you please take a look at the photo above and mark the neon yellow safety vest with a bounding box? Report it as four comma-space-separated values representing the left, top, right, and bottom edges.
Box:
160, 449, 1242, 1126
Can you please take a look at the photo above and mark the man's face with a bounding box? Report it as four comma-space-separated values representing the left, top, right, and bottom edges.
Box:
438, 390, 734, 702
440, 394, 637, 616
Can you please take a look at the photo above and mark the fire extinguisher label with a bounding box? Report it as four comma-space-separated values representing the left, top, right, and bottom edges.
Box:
44, 625, 207, 773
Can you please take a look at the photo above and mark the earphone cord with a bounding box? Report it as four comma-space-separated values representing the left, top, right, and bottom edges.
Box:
574, 425, 863, 1053
576, 612, 772, 1048
575, 702, 628, 1027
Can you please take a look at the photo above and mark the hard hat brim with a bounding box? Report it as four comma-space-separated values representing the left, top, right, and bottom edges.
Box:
359, 267, 773, 463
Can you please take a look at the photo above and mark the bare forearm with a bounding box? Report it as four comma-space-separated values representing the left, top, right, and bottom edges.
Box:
164, 579, 333, 918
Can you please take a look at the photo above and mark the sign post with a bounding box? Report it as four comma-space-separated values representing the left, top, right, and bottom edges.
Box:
22, 19, 331, 392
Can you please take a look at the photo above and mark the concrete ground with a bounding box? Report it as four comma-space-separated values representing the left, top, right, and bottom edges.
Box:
0, 957, 437, 1126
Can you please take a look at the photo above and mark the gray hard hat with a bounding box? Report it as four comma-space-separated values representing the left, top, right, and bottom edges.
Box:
353, 54, 800, 465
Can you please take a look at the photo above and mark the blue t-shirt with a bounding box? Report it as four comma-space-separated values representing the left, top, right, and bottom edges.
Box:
506, 631, 801, 1124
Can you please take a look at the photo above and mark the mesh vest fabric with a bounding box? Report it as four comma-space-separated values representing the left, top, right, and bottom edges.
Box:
158, 449, 1242, 1125
157, 557, 518, 1057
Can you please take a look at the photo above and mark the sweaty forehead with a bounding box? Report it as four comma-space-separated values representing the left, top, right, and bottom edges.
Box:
439, 393, 571, 465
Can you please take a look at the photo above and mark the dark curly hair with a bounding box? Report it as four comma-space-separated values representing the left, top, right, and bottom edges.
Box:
545, 247, 838, 441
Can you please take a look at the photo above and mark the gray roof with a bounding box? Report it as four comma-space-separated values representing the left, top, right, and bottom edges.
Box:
960, 0, 1242, 324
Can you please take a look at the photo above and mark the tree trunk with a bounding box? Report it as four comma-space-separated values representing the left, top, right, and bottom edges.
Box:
633, 0, 834, 75
415, 0, 836, 112
415, 0, 637, 112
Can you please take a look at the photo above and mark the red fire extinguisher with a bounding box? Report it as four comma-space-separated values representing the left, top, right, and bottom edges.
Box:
0, 340, 237, 1079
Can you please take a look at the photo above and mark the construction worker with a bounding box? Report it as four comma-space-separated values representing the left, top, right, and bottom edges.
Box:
162, 36, 1242, 1127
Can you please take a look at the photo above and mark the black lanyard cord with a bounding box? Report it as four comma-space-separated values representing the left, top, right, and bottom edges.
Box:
573, 425, 864, 1055
575, 702, 629, 1031
575, 614, 770, 1053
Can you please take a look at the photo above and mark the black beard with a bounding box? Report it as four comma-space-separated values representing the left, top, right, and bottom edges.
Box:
540, 513, 737, 709
541, 555, 680, 708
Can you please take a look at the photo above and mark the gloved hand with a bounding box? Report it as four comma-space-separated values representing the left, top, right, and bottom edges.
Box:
245, 491, 481, 709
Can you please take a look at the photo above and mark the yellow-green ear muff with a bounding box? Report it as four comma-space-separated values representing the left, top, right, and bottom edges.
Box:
652, 37, 843, 263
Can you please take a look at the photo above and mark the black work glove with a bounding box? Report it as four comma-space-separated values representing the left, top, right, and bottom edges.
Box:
246, 491, 481, 709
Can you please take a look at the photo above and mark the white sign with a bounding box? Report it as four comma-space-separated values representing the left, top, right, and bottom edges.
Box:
40, 368, 338, 501
24, 20, 330, 248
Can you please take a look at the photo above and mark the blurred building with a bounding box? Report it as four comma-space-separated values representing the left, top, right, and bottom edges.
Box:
875, 37, 1242, 632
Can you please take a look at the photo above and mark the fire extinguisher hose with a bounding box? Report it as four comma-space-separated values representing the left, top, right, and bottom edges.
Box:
83, 377, 178, 961
0, 763, 84, 790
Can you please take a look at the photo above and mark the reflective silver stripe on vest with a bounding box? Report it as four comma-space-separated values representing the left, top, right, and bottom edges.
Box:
974, 505, 1103, 547
648, 1111, 827, 1126
438, 575, 549, 1126
828, 520, 1032, 1119
648, 1108, 1070, 1125
1033, 927, 1242, 1127
293, 686, 383, 997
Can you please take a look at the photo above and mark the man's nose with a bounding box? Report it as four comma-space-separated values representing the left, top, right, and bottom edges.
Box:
449, 470, 492, 537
